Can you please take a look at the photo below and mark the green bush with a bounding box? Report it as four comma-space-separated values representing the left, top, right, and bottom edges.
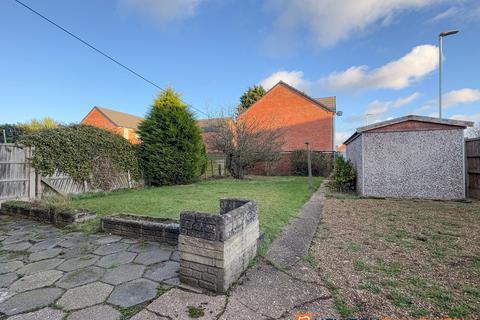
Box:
291, 150, 334, 177
138, 88, 207, 186
20, 125, 140, 190
329, 155, 356, 193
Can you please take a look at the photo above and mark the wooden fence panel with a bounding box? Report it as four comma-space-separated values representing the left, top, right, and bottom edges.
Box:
466, 138, 480, 199
0, 144, 32, 201
1, 144, 137, 200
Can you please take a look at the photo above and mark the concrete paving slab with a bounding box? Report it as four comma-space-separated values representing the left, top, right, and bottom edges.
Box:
134, 249, 172, 265
94, 242, 130, 255
0, 287, 63, 315
17, 258, 64, 276
8, 307, 65, 320
66, 304, 121, 320
55, 266, 105, 289
2, 242, 31, 252
28, 238, 65, 253
131, 310, 168, 320
128, 242, 161, 253
144, 261, 179, 282
94, 235, 123, 245
56, 281, 113, 311
28, 248, 62, 262
147, 288, 226, 320
101, 263, 145, 285
0, 272, 17, 287
267, 182, 326, 269
229, 261, 331, 319
108, 278, 158, 308
278, 299, 339, 320
57, 255, 99, 272
218, 299, 267, 320
10, 270, 63, 292
96, 251, 136, 268
0, 261, 23, 274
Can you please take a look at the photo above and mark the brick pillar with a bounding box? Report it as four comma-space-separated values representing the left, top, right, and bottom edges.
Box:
178, 199, 259, 293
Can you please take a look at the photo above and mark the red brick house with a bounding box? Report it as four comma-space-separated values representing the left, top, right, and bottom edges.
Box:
81, 106, 143, 144
237, 81, 336, 174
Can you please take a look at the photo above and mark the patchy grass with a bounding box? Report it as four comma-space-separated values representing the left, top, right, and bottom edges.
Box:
72, 176, 322, 250
119, 303, 148, 319
310, 197, 480, 319
187, 305, 205, 318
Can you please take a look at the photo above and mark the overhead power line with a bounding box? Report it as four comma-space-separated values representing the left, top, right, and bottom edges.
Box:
13, 0, 207, 117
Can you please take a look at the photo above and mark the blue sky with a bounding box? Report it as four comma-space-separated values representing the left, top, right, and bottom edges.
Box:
1, 0, 479, 144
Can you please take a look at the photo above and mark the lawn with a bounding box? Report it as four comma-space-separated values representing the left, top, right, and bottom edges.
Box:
72, 176, 322, 250
309, 196, 480, 319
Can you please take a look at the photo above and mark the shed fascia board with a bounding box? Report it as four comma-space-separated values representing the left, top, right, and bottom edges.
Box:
343, 132, 361, 145
356, 115, 473, 133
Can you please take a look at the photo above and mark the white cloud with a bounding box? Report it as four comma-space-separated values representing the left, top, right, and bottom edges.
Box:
324, 45, 438, 92
429, 6, 461, 22
415, 88, 480, 114
265, 0, 437, 48
335, 131, 353, 146
442, 88, 480, 108
119, 0, 204, 22
429, 3, 480, 23
365, 92, 420, 116
450, 113, 480, 123
260, 45, 438, 93
260, 71, 306, 90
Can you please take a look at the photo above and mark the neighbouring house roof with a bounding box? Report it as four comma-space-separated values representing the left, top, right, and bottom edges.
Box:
91, 107, 144, 130
316, 96, 336, 112
254, 81, 336, 114
344, 115, 474, 145
197, 117, 229, 133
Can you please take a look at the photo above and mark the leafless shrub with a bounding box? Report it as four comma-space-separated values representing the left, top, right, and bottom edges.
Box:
208, 116, 285, 179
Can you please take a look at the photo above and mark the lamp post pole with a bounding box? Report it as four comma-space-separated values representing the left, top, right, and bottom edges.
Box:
438, 29, 459, 119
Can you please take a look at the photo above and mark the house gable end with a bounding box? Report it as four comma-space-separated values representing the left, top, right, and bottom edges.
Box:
81, 107, 118, 129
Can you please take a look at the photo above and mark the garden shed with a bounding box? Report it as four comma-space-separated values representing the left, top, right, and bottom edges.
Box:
344, 115, 473, 199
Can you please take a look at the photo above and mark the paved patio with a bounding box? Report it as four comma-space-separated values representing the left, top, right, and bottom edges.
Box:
0, 216, 180, 319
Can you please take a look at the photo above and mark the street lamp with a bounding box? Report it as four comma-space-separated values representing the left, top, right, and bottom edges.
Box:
438, 29, 459, 119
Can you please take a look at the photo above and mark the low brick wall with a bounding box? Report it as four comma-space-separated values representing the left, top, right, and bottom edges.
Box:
101, 214, 179, 245
0, 202, 96, 226
178, 198, 259, 293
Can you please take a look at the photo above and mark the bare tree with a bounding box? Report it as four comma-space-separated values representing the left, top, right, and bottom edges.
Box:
208, 116, 285, 179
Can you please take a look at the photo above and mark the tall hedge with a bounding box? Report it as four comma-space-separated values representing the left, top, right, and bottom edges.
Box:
20, 125, 140, 190
138, 88, 207, 186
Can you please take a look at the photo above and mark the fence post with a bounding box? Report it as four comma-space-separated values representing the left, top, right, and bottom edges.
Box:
465, 139, 469, 199
35, 172, 42, 200
27, 147, 36, 200
127, 170, 132, 188
211, 160, 214, 177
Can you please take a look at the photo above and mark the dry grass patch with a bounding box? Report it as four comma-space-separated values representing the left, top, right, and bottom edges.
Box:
310, 197, 480, 319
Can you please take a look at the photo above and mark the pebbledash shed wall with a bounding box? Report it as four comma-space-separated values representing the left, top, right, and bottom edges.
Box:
345, 115, 473, 199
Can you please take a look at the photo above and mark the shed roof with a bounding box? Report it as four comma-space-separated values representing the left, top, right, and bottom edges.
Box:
344, 115, 473, 145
